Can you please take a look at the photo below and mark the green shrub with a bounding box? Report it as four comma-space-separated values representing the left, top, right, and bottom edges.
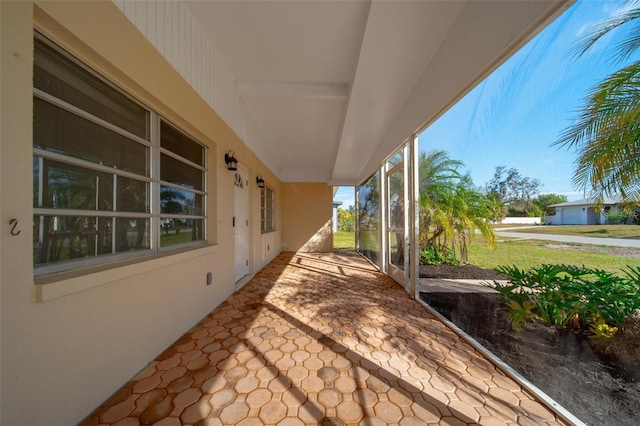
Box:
420, 246, 460, 265
604, 210, 628, 224
491, 264, 640, 336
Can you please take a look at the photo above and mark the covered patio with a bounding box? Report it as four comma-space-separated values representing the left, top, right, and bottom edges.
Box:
1, 2, 577, 424
82, 252, 564, 425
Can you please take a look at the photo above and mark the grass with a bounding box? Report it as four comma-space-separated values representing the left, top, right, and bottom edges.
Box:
333, 230, 355, 250
505, 224, 640, 239
468, 238, 639, 276
161, 231, 195, 246
335, 228, 638, 276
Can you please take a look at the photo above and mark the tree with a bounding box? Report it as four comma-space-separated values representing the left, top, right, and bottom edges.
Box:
419, 150, 496, 263
485, 193, 507, 223
358, 174, 380, 230
533, 193, 569, 214
161, 188, 186, 214
554, 1, 640, 201
160, 188, 186, 234
337, 207, 354, 232
487, 166, 541, 215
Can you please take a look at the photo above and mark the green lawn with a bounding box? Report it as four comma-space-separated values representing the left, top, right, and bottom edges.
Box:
335, 228, 638, 276
468, 238, 639, 276
161, 230, 195, 246
333, 230, 355, 250
505, 224, 640, 239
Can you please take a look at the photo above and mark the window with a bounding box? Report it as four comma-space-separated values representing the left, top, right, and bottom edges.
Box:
357, 171, 381, 267
261, 186, 275, 233
159, 121, 206, 247
33, 34, 207, 275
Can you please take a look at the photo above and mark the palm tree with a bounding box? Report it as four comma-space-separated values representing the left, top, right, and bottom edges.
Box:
419, 151, 460, 254
554, 1, 640, 201
449, 176, 497, 262
418, 150, 496, 263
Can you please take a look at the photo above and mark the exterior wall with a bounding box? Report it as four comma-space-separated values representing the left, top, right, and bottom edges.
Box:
586, 207, 598, 224
281, 183, 333, 252
0, 2, 287, 425
497, 217, 541, 225
545, 206, 607, 225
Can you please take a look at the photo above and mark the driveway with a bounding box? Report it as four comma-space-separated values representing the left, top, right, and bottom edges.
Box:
494, 228, 640, 248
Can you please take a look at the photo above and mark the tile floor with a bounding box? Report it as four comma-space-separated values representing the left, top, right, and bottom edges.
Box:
81, 252, 567, 426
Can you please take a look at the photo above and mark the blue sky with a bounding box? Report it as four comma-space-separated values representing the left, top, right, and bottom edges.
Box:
335, 0, 635, 209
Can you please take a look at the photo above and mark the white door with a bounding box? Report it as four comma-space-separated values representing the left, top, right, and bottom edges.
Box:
234, 168, 249, 281
386, 163, 407, 287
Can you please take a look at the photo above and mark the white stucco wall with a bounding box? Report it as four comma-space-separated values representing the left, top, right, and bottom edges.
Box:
0, 2, 286, 424
497, 217, 542, 225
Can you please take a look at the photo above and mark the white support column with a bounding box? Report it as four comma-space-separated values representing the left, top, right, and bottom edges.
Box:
410, 134, 420, 300
380, 165, 387, 275
354, 187, 360, 253
403, 143, 411, 294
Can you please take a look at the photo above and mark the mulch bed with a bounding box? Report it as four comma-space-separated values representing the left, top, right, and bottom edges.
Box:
419, 263, 507, 280
419, 266, 640, 426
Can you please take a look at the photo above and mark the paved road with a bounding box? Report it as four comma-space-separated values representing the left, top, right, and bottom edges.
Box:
494, 228, 640, 248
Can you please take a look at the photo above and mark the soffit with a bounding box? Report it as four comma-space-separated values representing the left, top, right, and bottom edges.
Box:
184, 0, 572, 184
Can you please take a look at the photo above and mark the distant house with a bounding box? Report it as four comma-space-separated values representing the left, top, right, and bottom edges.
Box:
545, 197, 628, 225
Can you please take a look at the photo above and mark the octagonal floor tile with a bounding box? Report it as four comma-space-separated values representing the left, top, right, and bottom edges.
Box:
258, 401, 287, 424
318, 388, 342, 408
80, 253, 570, 426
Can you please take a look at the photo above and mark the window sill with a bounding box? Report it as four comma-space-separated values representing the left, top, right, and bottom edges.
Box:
34, 243, 218, 302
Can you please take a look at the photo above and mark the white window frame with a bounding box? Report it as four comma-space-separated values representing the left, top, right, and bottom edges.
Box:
261, 185, 275, 234
33, 33, 207, 276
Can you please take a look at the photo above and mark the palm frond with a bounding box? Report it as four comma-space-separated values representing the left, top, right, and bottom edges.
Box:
555, 60, 640, 201
573, 1, 640, 61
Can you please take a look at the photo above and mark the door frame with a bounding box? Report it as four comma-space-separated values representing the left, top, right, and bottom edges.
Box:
382, 145, 410, 290
233, 166, 250, 282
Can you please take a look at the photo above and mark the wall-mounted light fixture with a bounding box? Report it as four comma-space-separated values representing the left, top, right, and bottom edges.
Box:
256, 175, 265, 188
224, 150, 238, 171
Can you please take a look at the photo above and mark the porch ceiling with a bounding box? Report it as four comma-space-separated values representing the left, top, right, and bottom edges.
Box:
184, 0, 572, 185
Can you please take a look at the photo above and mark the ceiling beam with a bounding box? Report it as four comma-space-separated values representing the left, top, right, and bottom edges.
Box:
237, 81, 349, 100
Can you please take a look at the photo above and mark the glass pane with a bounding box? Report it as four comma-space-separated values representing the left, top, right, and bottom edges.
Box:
160, 186, 203, 215
160, 154, 203, 191
33, 215, 113, 266
34, 38, 149, 140
34, 98, 149, 176
357, 172, 381, 267
161, 218, 204, 247
33, 215, 151, 266
389, 230, 404, 270
34, 158, 150, 213
261, 186, 274, 233
115, 218, 150, 252
388, 167, 405, 270
160, 121, 204, 166
33, 156, 41, 208
386, 151, 403, 170
39, 159, 113, 211
117, 177, 149, 213
388, 168, 404, 229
